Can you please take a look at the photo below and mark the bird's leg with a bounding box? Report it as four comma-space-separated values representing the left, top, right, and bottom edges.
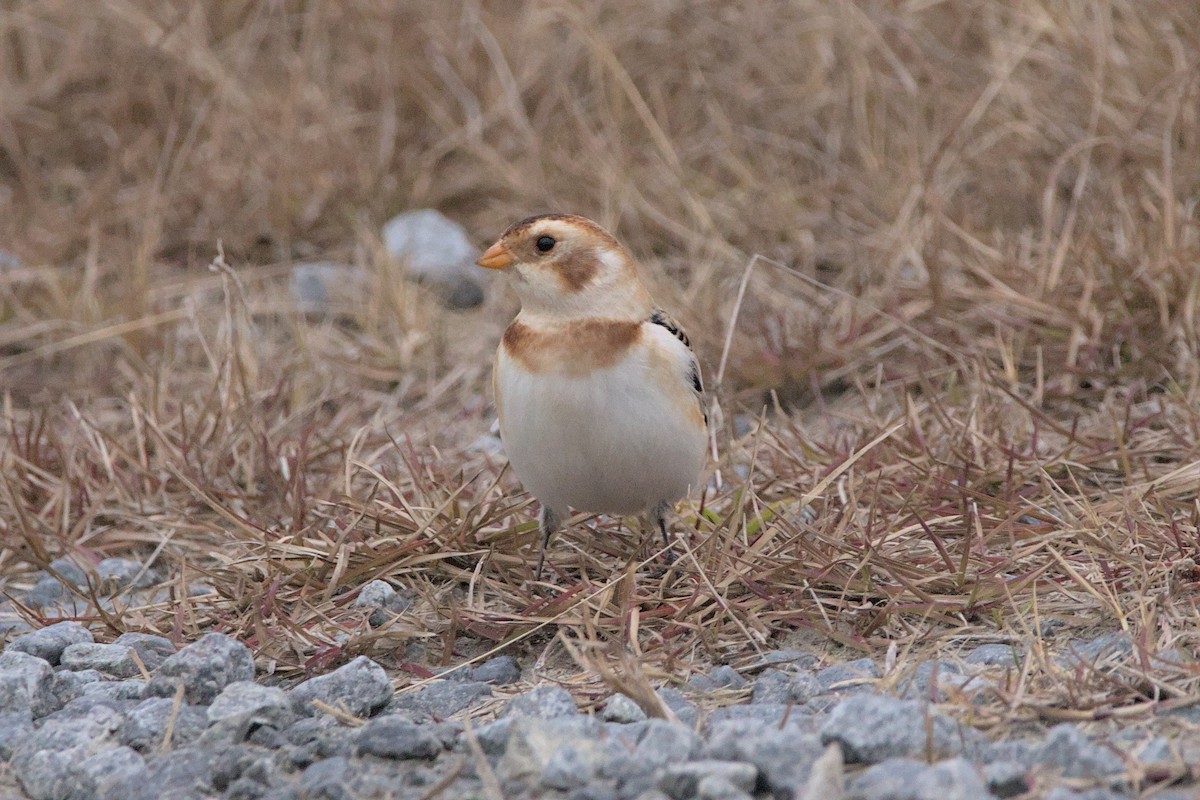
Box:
535, 506, 562, 581
652, 501, 678, 565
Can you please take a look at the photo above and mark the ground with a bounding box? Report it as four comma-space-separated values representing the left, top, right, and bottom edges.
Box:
1, 2, 1199, 798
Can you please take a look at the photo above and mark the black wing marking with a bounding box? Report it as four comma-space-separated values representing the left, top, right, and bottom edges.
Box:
649, 309, 690, 348
649, 309, 708, 426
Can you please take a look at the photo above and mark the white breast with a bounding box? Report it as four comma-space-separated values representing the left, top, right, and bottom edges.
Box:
495, 326, 707, 516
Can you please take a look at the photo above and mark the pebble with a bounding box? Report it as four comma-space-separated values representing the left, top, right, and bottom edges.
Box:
350, 580, 413, 627
289, 656, 392, 719
751, 667, 819, 704
602, 693, 648, 724
820, 694, 974, 762
353, 715, 441, 760
706, 719, 824, 796
656, 687, 699, 726
7, 621, 94, 665
657, 760, 758, 799
983, 759, 1030, 798
3, 614, 1198, 800
1036, 724, 1125, 778
113, 633, 177, 671
146, 633, 255, 705
964, 643, 1021, 666
470, 655, 521, 685
501, 684, 578, 719
816, 657, 880, 694
382, 209, 486, 309
11, 705, 124, 800
61, 643, 142, 678
121, 697, 208, 752
206, 681, 294, 743
850, 756, 987, 800
95, 557, 158, 591
389, 679, 492, 718
688, 665, 747, 692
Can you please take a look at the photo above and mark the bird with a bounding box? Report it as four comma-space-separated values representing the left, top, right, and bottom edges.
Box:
476, 213, 709, 581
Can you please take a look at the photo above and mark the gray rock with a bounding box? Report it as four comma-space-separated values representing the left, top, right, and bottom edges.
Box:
211, 746, 278, 791
501, 684, 578, 719
144, 747, 214, 796
498, 717, 609, 791
382, 209, 482, 305
896, 660, 965, 701
657, 687, 699, 727
706, 703, 805, 730
983, 760, 1029, 798
289, 262, 367, 315
0, 249, 23, 270
51, 694, 139, 720
696, 775, 755, 800
226, 777, 270, 800
353, 715, 441, 760
1044, 790, 1132, 800
706, 719, 824, 796
751, 649, 819, 670
44, 558, 88, 587
146, 632, 255, 705
48, 668, 103, 709
1036, 724, 1124, 778
82, 679, 148, 701
752, 668, 819, 704
0, 710, 34, 760
820, 694, 973, 763
445, 278, 486, 309
1132, 736, 1172, 764
7, 621, 94, 665
121, 697, 208, 751
113, 633, 176, 670
289, 656, 392, 718
351, 580, 412, 627
299, 755, 354, 800
658, 761, 757, 800
633, 719, 704, 768
471, 655, 521, 685
24, 560, 88, 608
204, 681, 294, 744
0, 649, 55, 717
11, 706, 124, 800
816, 658, 880, 694
689, 665, 747, 692
602, 693, 648, 724
982, 738, 1038, 765
95, 557, 157, 591
1057, 632, 1134, 672
567, 786, 619, 800
60, 643, 141, 678
472, 717, 515, 756
964, 643, 1020, 666
849, 757, 986, 800
67, 745, 150, 800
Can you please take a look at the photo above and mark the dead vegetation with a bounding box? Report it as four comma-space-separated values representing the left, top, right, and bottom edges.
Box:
2, 0, 1200, 731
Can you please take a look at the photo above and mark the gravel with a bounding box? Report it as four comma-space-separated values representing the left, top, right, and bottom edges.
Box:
3, 615, 1196, 800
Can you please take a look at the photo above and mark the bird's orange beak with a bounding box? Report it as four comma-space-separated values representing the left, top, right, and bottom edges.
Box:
476, 240, 513, 270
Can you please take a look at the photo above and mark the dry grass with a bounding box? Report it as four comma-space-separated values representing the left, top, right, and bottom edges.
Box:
3, 0, 1200, 741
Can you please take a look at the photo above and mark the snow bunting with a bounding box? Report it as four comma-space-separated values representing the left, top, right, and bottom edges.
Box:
477, 213, 708, 580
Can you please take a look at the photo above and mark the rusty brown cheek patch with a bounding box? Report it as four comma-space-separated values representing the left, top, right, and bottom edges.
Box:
550, 250, 599, 292
502, 320, 641, 375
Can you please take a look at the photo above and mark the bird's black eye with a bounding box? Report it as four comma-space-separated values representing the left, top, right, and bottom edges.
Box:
535, 236, 556, 253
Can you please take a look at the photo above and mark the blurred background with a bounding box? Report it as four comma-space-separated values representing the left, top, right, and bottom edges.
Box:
3, 1, 1197, 407
2, 2, 1200, 670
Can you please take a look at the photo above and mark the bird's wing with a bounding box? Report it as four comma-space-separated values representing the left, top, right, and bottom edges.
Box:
648, 308, 708, 426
